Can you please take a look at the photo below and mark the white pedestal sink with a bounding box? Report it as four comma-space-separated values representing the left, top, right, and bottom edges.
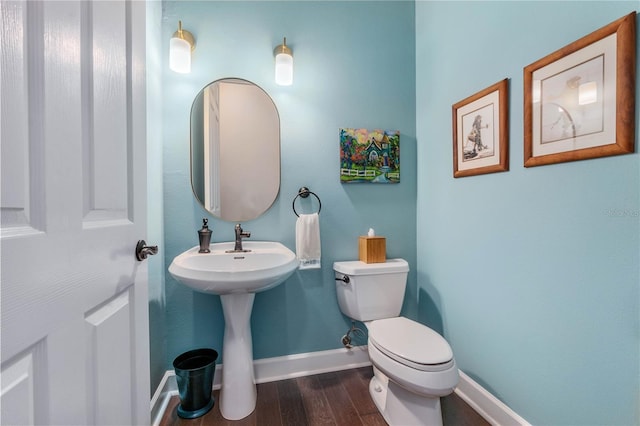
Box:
168, 241, 298, 420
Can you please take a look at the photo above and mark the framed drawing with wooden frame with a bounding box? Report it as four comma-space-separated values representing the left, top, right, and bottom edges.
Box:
524, 12, 636, 167
452, 79, 509, 178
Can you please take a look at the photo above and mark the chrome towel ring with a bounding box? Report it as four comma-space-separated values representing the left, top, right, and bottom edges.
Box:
292, 187, 322, 217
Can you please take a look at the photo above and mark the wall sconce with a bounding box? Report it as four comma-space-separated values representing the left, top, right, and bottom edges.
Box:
274, 37, 293, 86
170, 21, 195, 74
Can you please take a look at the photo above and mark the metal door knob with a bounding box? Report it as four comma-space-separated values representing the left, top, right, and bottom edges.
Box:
135, 240, 158, 261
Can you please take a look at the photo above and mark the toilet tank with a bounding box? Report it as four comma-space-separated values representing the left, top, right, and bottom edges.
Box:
333, 259, 409, 322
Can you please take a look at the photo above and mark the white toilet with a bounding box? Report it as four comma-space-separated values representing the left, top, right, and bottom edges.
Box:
333, 259, 459, 426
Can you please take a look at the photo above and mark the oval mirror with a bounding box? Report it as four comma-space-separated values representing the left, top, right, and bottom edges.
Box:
191, 79, 280, 221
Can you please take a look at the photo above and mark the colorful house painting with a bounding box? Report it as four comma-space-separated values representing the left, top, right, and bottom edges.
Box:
339, 128, 400, 183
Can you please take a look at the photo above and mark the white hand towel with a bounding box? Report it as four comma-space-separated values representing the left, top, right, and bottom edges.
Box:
296, 213, 321, 269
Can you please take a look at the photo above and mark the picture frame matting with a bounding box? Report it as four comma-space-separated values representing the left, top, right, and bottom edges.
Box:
523, 12, 636, 167
452, 79, 509, 178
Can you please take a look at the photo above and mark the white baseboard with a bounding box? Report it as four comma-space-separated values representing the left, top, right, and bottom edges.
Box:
149, 370, 178, 426
253, 345, 370, 383
150, 345, 370, 426
454, 370, 531, 426
151, 347, 528, 426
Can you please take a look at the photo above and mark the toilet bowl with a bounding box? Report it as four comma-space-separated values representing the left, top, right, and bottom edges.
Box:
333, 260, 459, 426
366, 317, 459, 425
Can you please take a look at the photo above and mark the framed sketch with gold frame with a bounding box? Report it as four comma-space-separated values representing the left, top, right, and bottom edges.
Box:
452, 79, 509, 178
524, 12, 636, 167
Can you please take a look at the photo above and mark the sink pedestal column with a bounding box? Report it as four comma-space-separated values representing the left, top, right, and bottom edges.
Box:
218, 293, 257, 420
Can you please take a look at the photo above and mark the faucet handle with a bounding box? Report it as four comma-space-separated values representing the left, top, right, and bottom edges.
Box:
236, 223, 250, 237
228, 224, 251, 253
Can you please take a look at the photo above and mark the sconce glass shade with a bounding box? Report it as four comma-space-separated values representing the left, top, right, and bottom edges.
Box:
170, 37, 191, 73
274, 38, 293, 86
170, 21, 195, 74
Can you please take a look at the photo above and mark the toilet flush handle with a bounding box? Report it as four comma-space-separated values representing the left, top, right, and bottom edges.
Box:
335, 275, 350, 284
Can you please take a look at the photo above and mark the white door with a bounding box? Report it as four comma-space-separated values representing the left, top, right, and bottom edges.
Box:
0, 1, 150, 425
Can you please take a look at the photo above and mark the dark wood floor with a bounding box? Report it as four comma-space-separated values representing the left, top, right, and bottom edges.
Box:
159, 367, 490, 426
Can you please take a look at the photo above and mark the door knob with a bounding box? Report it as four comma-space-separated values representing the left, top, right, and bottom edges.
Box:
136, 240, 158, 261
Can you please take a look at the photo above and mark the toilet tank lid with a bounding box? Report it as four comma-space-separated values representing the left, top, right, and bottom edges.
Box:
333, 259, 409, 275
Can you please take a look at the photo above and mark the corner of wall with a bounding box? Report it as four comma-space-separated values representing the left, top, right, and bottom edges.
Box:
146, 0, 167, 394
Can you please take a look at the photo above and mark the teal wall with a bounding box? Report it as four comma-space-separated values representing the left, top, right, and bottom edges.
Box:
161, 0, 417, 365
153, 1, 640, 424
146, 0, 166, 394
416, 2, 639, 425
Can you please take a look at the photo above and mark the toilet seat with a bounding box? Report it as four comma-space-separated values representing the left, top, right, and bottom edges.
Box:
368, 317, 454, 372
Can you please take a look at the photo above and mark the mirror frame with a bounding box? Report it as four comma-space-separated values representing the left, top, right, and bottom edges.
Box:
189, 78, 281, 222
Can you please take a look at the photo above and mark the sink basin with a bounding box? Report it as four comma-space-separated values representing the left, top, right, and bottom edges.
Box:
168, 240, 299, 420
168, 241, 298, 295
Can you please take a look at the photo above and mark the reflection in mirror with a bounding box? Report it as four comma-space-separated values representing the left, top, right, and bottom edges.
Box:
191, 79, 280, 222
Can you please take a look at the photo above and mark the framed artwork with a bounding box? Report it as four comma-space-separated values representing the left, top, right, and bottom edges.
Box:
452, 79, 509, 178
524, 12, 636, 167
339, 128, 400, 183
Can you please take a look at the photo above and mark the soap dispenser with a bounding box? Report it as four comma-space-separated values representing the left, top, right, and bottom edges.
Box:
198, 218, 212, 253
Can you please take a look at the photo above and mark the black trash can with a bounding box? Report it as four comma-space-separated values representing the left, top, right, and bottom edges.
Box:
173, 348, 218, 419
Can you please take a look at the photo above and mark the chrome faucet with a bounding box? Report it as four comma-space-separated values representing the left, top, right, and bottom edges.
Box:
230, 223, 251, 252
